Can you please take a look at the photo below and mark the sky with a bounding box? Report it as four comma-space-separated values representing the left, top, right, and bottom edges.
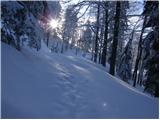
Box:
60, 0, 144, 21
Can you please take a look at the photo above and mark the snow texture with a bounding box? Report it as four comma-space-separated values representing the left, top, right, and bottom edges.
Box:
1, 41, 158, 118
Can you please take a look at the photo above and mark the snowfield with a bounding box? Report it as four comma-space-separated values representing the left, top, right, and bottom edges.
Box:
1, 42, 159, 118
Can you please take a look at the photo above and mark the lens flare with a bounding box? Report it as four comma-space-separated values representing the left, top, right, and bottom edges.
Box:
49, 19, 58, 29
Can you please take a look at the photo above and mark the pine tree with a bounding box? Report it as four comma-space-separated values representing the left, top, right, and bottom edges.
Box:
142, 1, 159, 97
117, 39, 132, 82
21, 1, 47, 51
1, 1, 49, 51
1, 1, 26, 51
61, 5, 78, 53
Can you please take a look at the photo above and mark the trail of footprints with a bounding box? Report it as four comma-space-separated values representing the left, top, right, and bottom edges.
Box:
56, 63, 88, 118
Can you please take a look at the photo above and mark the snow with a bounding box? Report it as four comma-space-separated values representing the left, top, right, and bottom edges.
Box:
26, 12, 44, 39
1, 42, 158, 118
39, 40, 51, 53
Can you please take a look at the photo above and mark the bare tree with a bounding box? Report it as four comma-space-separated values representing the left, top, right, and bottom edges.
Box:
101, 1, 108, 66
109, 1, 121, 75
94, 1, 100, 63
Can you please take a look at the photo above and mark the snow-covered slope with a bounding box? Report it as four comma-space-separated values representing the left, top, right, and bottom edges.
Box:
1, 42, 158, 118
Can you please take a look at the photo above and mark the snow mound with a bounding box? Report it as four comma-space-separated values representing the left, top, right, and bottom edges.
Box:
39, 40, 51, 53
1, 42, 159, 118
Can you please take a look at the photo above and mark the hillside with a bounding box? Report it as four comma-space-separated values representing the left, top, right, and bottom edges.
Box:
1, 42, 158, 118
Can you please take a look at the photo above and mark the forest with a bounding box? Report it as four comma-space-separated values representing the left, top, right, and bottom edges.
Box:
1, 0, 159, 119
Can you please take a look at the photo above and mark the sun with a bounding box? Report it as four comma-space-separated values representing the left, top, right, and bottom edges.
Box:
49, 19, 58, 29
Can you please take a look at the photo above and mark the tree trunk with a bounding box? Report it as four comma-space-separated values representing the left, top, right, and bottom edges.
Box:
101, 2, 108, 66
132, 16, 147, 87
46, 32, 50, 47
94, 2, 100, 63
99, 29, 103, 64
91, 38, 95, 61
109, 1, 121, 75
16, 35, 21, 51
61, 34, 65, 53
137, 58, 143, 85
99, 51, 101, 64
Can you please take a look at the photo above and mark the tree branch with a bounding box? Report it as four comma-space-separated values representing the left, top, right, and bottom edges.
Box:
77, 5, 91, 19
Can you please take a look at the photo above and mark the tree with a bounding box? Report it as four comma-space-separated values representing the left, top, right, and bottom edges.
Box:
81, 22, 92, 56
142, 1, 159, 97
109, 1, 121, 75
101, 1, 109, 66
61, 5, 78, 53
1, 1, 52, 51
116, 1, 129, 73
39, 1, 61, 48
132, 15, 147, 87
1, 1, 26, 51
94, 1, 100, 63
117, 38, 132, 82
